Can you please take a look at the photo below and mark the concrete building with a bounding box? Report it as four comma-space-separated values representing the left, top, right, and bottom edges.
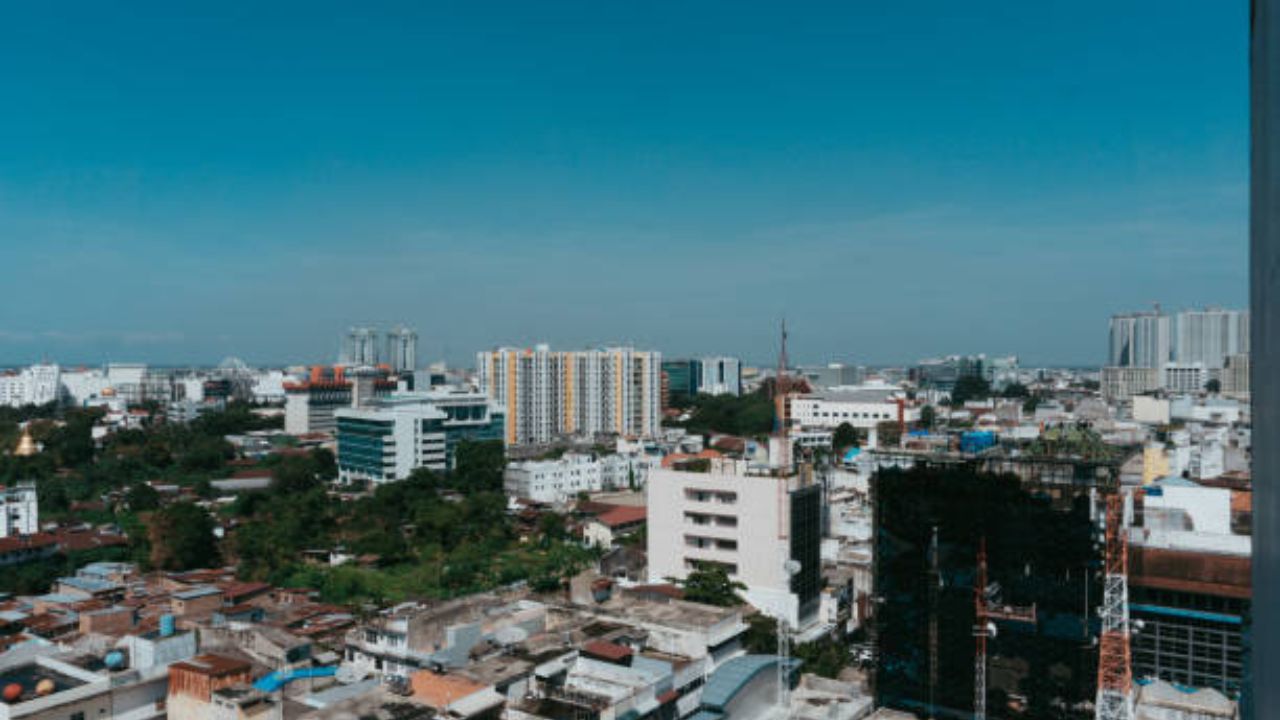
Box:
1174, 308, 1249, 370
646, 459, 823, 629
789, 385, 916, 436
1221, 353, 1250, 395
283, 366, 395, 436
1111, 311, 1174, 368
504, 453, 651, 504
386, 326, 418, 374
1103, 366, 1161, 401
0, 364, 61, 408
335, 391, 504, 484
0, 653, 112, 720
476, 346, 662, 445
1162, 363, 1209, 394
698, 356, 742, 396
342, 327, 380, 367
0, 483, 37, 537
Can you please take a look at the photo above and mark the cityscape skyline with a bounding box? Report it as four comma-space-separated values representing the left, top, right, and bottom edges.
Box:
0, 2, 1247, 367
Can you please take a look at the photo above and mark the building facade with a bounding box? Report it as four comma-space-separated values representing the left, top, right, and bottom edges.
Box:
1174, 308, 1249, 370
504, 452, 651, 503
0, 483, 37, 537
476, 346, 662, 445
0, 364, 61, 408
1110, 311, 1174, 368
335, 392, 504, 485
1102, 366, 1161, 401
646, 459, 822, 629
387, 326, 418, 373
698, 357, 742, 396
789, 386, 916, 431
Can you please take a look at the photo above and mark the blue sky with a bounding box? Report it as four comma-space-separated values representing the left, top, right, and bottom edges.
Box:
0, 1, 1247, 367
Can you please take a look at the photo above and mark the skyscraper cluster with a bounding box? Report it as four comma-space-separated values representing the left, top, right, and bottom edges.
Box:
340, 325, 418, 372
1109, 308, 1249, 370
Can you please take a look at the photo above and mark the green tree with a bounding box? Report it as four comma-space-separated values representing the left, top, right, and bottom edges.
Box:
148, 502, 220, 571
950, 375, 992, 405
1205, 378, 1222, 394
832, 423, 859, 451
919, 405, 936, 429
1001, 382, 1030, 399
271, 455, 322, 495
678, 564, 746, 607
125, 482, 161, 511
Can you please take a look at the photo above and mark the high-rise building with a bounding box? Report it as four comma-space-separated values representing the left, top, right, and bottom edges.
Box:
387, 326, 418, 373
1173, 308, 1250, 370
646, 458, 822, 629
476, 345, 662, 445
698, 356, 742, 396
343, 326, 380, 366
1110, 311, 1173, 368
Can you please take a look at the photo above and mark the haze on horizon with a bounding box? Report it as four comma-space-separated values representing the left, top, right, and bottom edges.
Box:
0, 1, 1248, 368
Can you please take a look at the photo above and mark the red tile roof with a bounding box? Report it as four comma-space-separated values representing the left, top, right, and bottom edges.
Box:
595, 506, 646, 528
582, 641, 634, 663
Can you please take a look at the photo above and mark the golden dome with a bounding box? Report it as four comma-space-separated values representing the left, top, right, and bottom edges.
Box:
14, 428, 37, 457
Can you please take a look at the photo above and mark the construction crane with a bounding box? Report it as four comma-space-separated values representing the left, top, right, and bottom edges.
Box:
928, 526, 941, 720
1095, 492, 1134, 720
973, 537, 1035, 720
974, 538, 992, 720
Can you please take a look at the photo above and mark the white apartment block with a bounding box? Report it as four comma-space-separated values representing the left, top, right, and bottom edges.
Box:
646, 459, 822, 629
504, 453, 651, 503
1174, 308, 1249, 369
0, 483, 38, 537
789, 385, 917, 431
698, 356, 741, 396
476, 345, 662, 445
0, 364, 61, 408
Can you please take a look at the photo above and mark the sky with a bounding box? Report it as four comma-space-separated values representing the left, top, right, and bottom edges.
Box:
0, 1, 1249, 368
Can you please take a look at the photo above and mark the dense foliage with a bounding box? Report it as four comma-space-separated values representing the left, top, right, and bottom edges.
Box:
229, 440, 597, 605
676, 390, 776, 438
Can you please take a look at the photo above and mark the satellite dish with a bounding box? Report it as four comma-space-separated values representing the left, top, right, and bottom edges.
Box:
335, 665, 369, 685
783, 560, 802, 577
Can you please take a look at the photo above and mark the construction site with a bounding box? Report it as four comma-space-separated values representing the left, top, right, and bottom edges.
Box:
870, 452, 1129, 720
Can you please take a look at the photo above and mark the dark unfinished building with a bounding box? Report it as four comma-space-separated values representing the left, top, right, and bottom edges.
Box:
871, 454, 1122, 719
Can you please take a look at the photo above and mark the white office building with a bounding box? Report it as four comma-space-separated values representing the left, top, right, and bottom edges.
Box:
646, 459, 823, 629
504, 452, 651, 503
387, 326, 418, 373
0, 364, 62, 408
0, 483, 38, 537
476, 345, 662, 445
1174, 308, 1249, 369
1162, 363, 1209, 394
698, 357, 742, 396
789, 384, 917, 431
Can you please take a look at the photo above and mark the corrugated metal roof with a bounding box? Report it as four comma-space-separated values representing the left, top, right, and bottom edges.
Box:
699, 654, 801, 711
